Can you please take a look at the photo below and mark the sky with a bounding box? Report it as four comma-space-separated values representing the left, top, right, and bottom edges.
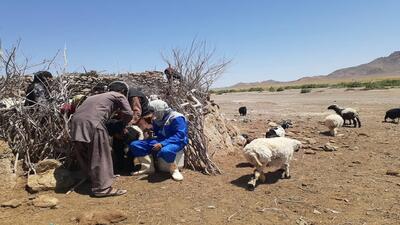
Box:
1, 0, 400, 87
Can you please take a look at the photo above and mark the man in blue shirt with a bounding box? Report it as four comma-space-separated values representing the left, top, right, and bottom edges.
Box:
129, 100, 188, 181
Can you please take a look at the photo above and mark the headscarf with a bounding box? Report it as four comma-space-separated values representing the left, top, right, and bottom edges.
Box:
149, 99, 171, 126
128, 87, 151, 116
33, 71, 53, 84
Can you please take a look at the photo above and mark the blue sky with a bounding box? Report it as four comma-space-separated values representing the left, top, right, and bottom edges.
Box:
1, 0, 399, 87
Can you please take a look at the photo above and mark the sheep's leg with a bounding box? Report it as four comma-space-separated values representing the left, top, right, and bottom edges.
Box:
330, 128, 336, 136
248, 168, 261, 191
281, 163, 291, 179
352, 118, 357, 127
247, 166, 265, 190
258, 167, 266, 183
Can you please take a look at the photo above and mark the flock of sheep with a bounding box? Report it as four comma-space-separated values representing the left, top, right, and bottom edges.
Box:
237, 105, 400, 191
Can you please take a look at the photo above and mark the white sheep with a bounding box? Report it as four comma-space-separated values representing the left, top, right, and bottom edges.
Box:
242, 137, 302, 191
324, 114, 344, 136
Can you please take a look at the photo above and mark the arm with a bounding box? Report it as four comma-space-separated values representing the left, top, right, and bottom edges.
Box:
116, 95, 134, 125
129, 96, 142, 124
159, 117, 188, 146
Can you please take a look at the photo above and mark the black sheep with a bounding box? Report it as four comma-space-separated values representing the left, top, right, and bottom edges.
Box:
384, 108, 400, 123
327, 104, 361, 128
239, 106, 247, 116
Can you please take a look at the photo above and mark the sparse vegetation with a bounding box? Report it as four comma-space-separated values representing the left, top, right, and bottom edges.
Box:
211, 79, 400, 94
300, 88, 311, 93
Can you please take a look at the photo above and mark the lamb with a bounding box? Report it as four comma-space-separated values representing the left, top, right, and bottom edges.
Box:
265, 120, 293, 138
238, 106, 247, 116
242, 137, 302, 191
324, 114, 344, 136
384, 108, 400, 123
327, 104, 361, 127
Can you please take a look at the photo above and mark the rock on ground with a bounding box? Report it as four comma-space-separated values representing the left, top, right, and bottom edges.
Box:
34, 159, 62, 174
0, 140, 16, 189
32, 195, 59, 208
1, 199, 22, 208
75, 210, 127, 225
27, 168, 75, 193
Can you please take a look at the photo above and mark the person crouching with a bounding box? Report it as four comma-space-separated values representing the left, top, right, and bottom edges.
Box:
129, 100, 188, 181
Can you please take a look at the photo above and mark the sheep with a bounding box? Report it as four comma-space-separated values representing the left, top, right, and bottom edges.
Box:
384, 108, 400, 123
242, 137, 302, 191
324, 114, 344, 136
327, 104, 361, 127
265, 120, 293, 138
238, 106, 247, 116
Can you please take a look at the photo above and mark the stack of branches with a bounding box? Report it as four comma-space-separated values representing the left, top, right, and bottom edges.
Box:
0, 41, 73, 173
162, 39, 231, 175
0, 77, 73, 173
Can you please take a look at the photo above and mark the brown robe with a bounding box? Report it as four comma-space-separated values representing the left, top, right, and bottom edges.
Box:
70, 91, 133, 192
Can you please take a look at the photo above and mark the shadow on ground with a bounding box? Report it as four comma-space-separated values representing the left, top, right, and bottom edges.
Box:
231, 169, 284, 190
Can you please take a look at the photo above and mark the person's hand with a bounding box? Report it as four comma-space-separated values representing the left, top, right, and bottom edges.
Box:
151, 143, 162, 151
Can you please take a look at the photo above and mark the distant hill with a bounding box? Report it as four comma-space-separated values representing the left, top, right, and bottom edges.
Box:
228, 51, 400, 89
327, 51, 400, 78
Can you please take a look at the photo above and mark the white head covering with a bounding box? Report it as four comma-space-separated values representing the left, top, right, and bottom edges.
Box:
149, 100, 171, 125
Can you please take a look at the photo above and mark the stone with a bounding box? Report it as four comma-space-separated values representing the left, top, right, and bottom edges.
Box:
35, 159, 62, 174
303, 137, 317, 145
1, 199, 22, 208
313, 209, 321, 214
0, 158, 16, 189
268, 122, 278, 127
296, 217, 309, 225
76, 210, 127, 225
27, 168, 75, 193
386, 170, 400, 177
322, 143, 338, 152
304, 150, 316, 155
32, 195, 59, 208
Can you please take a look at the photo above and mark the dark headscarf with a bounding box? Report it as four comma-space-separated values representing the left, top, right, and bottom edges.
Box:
24, 71, 53, 106
128, 87, 151, 116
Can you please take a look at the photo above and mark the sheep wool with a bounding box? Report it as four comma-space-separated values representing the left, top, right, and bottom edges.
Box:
324, 114, 344, 136
243, 137, 301, 190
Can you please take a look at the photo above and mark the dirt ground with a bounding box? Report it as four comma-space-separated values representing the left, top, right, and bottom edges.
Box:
1, 88, 400, 225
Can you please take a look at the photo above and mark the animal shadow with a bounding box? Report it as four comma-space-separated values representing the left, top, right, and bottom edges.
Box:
146, 172, 171, 183
235, 162, 254, 168
231, 169, 285, 190
319, 131, 332, 136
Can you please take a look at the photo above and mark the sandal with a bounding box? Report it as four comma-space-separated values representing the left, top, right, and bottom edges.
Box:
92, 187, 127, 198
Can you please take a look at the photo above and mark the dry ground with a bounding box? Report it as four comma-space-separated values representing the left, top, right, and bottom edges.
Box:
1, 88, 400, 225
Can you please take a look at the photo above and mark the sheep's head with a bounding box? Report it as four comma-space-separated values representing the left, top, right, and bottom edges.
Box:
327, 104, 339, 110
279, 120, 293, 129
125, 125, 144, 143
292, 140, 302, 152
236, 134, 253, 146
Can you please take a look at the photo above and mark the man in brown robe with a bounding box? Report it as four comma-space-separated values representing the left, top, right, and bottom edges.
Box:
70, 81, 133, 197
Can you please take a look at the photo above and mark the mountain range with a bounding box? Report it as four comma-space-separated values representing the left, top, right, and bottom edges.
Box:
229, 51, 400, 88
